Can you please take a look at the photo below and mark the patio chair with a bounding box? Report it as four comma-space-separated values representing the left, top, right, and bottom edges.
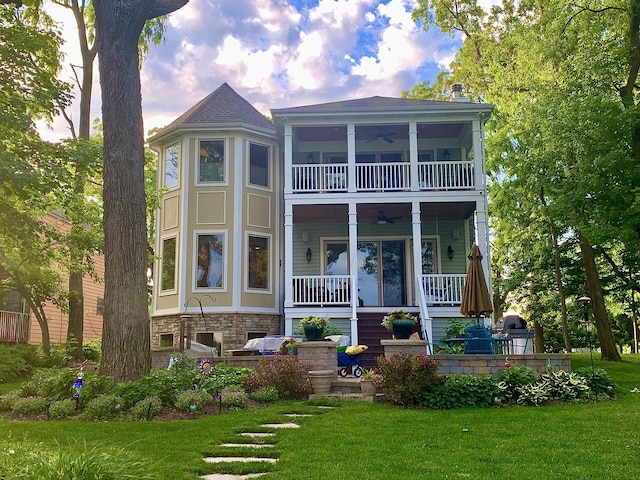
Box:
464, 324, 495, 354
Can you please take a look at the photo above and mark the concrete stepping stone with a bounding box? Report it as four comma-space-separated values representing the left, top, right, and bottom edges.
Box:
201, 473, 266, 480
260, 422, 300, 429
203, 457, 277, 464
238, 432, 275, 438
284, 413, 313, 417
219, 443, 274, 448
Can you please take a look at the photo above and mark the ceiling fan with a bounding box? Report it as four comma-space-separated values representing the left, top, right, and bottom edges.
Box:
372, 211, 401, 225
366, 128, 396, 143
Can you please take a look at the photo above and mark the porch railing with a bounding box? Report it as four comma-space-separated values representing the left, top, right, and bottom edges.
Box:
291, 161, 475, 193
422, 274, 466, 305
0, 310, 31, 343
293, 275, 353, 305
292, 164, 348, 192
356, 162, 411, 191
418, 161, 475, 190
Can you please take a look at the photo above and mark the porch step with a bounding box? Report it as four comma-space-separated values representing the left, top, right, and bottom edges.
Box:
331, 377, 362, 394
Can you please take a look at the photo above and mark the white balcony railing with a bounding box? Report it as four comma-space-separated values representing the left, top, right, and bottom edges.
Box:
293, 275, 352, 305
422, 274, 466, 305
292, 164, 347, 192
356, 162, 411, 191
291, 161, 475, 193
418, 161, 475, 190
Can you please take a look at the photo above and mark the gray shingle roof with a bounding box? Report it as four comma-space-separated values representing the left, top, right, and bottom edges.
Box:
161, 83, 275, 133
271, 95, 456, 115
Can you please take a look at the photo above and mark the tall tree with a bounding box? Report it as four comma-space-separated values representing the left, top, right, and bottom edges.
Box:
94, 0, 187, 383
413, 0, 635, 360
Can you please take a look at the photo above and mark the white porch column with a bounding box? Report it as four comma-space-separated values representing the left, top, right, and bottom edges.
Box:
348, 202, 358, 344
347, 123, 356, 193
472, 118, 483, 191
412, 201, 432, 348
409, 121, 419, 192
284, 203, 294, 335
284, 123, 293, 195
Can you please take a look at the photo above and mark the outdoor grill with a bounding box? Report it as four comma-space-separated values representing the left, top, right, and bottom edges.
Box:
500, 316, 532, 354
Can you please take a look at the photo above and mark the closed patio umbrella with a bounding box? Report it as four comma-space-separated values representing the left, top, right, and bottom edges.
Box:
460, 244, 493, 323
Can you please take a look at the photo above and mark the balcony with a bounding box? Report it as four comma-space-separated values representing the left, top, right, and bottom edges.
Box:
0, 310, 31, 343
291, 160, 475, 194
422, 274, 466, 305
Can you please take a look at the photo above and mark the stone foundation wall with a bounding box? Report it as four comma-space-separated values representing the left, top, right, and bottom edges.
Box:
434, 354, 570, 376
151, 312, 281, 353
297, 342, 339, 378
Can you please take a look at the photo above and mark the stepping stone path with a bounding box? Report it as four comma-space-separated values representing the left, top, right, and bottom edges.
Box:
201, 410, 328, 480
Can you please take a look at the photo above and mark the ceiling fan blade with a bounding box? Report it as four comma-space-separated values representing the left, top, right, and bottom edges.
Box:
384, 137, 394, 143
365, 137, 376, 143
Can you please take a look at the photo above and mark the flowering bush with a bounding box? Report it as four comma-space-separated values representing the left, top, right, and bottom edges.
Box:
174, 389, 213, 412
244, 355, 312, 400
375, 353, 441, 406
381, 309, 417, 331
220, 386, 248, 410
299, 315, 328, 329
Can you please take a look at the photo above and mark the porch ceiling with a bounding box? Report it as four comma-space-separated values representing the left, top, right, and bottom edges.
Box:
295, 123, 464, 142
293, 202, 476, 224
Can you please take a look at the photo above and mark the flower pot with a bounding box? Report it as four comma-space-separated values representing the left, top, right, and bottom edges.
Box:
360, 379, 377, 396
303, 324, 325, 341
391, 320, 415, 339
308, 370, 333, 395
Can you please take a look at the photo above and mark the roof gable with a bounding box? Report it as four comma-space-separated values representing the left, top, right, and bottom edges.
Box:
154, 83, 275, 138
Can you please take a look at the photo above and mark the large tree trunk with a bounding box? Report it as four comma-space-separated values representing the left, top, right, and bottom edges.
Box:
578, 231, 622, 361
95, 2, 150, 383
95, 0, 187, 383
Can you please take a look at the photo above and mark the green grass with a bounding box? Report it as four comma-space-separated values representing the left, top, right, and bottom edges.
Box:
1, 354, 638, 479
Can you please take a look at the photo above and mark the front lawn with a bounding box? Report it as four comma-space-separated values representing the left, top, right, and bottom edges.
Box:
1, 354, 638, 479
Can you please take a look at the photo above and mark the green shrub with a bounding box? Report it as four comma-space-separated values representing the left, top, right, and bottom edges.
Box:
81, 394, 124, 421
249, 386, 279, 404
0, 344, 36, 383
197, 364, 251, 394
129, 396, 163, 421
497, 365, 538, 404
422, 374, 498, 409
174, 389, 212, 412
82, 340, 102, 362
37, 345, 69, 368
11, 396, 48, 416
517, 370, 591, 406
0, 390, 20, 411
48, 399, 77, 419
220, 386, 248, 410
573, 367, 617, 398
19, 368, 77, 400
244, 355, 311, 400
375, 353, 442, 407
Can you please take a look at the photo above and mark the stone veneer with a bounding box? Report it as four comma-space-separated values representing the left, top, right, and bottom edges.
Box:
296, 341, 339, 378
434, 353, 571, 376
151, 313, 281, 353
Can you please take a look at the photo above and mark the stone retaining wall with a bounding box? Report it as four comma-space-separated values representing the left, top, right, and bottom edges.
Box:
434, 354, 570, 376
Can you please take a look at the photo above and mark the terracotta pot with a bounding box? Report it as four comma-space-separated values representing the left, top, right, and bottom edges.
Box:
360, 379, 377, 396
308, 370, 333, 395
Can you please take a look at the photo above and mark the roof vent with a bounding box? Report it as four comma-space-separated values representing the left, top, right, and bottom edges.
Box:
450, 84, 469, 102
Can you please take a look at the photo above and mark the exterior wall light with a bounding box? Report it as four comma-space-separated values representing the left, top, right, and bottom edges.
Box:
306, 248, 312, 263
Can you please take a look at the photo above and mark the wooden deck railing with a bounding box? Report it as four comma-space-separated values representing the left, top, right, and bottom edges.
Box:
0, 310, 31, 343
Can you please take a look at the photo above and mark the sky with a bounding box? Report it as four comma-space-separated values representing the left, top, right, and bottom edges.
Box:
42, 0, 464, 141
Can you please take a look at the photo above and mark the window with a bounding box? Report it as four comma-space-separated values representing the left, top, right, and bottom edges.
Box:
164, 144, 179, 188
421, 240, 436, 273
248, 235, 269, 290
96, 298, 104, 316
380, 152, 403, 163
160, 334, 174, 348
249, 143, 269, 187
196, 233, 224, 288
161, 237, 177, 291
199, 140, 225, 182
195, 332, 222, 356
418, 150, 434, 162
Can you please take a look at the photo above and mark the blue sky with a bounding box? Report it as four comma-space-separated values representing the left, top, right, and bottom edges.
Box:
44, 0, 463, 140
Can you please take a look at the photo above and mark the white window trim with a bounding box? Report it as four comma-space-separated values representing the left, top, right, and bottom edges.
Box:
192, 229, 228, 293
246, 141, 272, 192
245, 231, 272, 294
159, 234, 178, 296
196, 138, 229, 186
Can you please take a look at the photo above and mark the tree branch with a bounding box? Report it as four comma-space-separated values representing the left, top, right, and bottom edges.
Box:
144, 0, 189, 20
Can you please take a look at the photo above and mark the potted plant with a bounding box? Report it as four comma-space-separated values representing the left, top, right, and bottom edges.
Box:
299, 315, 328, 341
359, 368, 379, 396
280, 337, 299, 355
381, 309, 417, 339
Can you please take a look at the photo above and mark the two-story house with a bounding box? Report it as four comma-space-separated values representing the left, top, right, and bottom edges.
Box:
149, 82, 493, 362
